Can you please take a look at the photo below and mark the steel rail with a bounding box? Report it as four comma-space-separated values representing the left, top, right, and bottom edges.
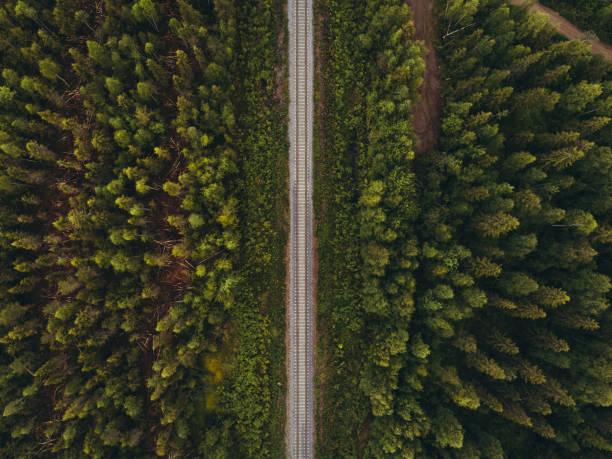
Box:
287, 0, 314, 457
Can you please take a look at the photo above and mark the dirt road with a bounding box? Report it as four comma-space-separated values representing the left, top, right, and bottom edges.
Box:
509, 0, 612, 61
408, 0, 442, 155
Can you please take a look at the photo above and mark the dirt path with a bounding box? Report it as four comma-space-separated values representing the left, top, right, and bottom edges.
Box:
408, 0, 442, 155
509, 0, 612, 61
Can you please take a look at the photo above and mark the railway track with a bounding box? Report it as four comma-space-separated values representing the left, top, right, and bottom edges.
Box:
287, 0, 314, 457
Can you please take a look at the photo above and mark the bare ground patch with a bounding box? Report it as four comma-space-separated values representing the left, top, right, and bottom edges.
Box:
407, 0, 442, 155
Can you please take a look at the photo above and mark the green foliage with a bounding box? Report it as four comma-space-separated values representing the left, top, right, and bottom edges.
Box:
38, 57, 60, 80
0, 0, 285, 457
540, 0, 612, 44
316, 0, 423, 456
217, 1, 287, 456
409, 0, 612, 456
320, 0, 612, 457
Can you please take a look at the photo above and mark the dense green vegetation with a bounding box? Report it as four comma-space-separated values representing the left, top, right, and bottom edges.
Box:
540, 0, 612, 44
314, 0, 423, 456
416, 0, 612, 455
319, 0, 612, 457
220, 0, 288, 456
0, 0, 285, 456
2, 0, 611, 457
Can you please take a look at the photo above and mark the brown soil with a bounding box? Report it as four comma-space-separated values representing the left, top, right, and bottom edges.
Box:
509, 0, 612, 61
408, 0, 442, 155
357, 414, 373, 453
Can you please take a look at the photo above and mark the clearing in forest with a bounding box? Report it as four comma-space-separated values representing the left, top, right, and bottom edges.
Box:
408, 0, 442, 155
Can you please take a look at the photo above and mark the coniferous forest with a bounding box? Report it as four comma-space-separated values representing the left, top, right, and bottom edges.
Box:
0, 0, 286, 456
540, 0, 612, 44
0, 0, 611, 457
316, 0, 612, 457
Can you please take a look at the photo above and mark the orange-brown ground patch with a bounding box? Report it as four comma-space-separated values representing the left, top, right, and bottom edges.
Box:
407, 0, 442, 155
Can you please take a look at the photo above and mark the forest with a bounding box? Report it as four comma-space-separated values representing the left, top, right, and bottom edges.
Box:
1, 0, 611, 457
314, 0, 423, 455
0, 0, 286, 457
540, 0, 612, 44
317, 0, 612, 457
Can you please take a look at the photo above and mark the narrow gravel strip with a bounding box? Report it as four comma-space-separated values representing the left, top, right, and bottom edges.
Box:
287, 0, 315, 457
